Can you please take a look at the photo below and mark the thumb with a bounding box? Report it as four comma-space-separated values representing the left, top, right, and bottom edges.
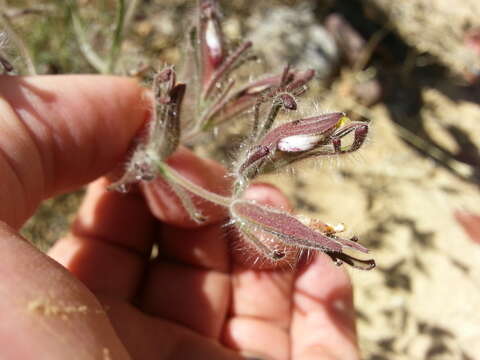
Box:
0, 75, 149, 228
0, 221, 131, 359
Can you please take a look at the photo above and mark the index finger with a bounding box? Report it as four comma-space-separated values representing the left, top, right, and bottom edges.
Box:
291, 255, 358, 359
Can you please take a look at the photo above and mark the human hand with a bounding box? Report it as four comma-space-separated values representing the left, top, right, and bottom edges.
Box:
0, 75, 359, 359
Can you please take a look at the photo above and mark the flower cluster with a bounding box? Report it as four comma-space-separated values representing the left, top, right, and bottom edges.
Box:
111, 0, 375, 270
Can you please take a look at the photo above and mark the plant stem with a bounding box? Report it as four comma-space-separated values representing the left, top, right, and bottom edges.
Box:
123, 0, 139, 32
107, 0, 126, 73
157, 162, 231, 207
69, 2, 107, 73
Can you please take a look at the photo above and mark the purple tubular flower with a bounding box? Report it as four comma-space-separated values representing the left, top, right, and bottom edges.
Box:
237, 113, 371, 181
261, 112, 344, 151
275, 120, 369, 170
108, 67, 188, 192
231, 200, 375, 270
238, 113, 343, 175
149, 68, 186, 159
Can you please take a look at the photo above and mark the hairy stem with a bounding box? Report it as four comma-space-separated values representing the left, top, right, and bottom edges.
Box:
157, 162, 231, 207
163, 174, 207, 223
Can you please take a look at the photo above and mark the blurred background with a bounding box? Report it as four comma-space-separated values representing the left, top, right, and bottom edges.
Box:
3, 0, 480, 358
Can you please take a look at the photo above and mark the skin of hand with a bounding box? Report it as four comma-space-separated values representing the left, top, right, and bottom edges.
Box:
0, 75, 359, 360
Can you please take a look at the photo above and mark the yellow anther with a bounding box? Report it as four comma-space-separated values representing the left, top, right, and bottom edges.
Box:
336, 116, 351, 128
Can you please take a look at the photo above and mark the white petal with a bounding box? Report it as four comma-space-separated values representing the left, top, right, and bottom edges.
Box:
205, 21, 222, 59
278, 134, 322, 152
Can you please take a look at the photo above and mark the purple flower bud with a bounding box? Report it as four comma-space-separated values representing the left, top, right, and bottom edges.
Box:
230, 200, 375, 269
204, 15, 223, 67
204, 68, 314, 128
278, 93, 297, 110
201, 0, 224, 68
199, 0, 224, 81
239, 146, 270, 174
285, 69, 316, 93
204, 73, 286, 127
